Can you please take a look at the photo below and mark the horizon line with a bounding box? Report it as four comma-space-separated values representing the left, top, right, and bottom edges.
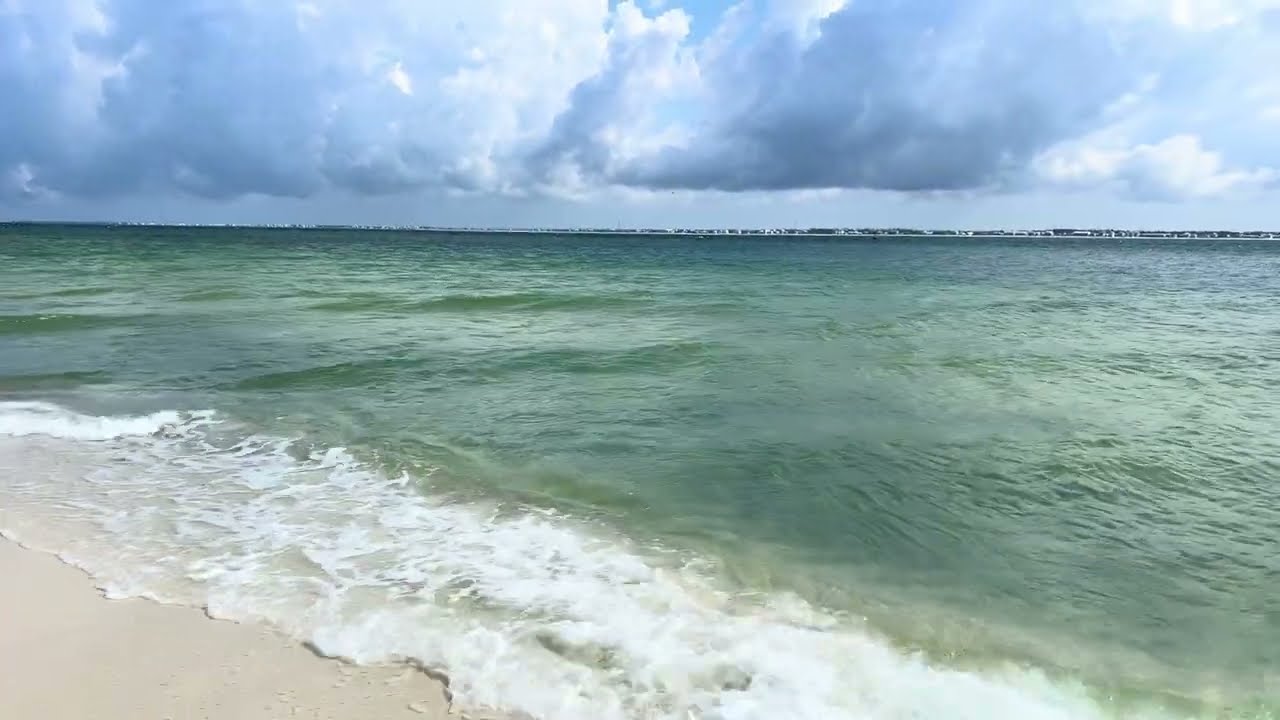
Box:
2, 219, 1278, 237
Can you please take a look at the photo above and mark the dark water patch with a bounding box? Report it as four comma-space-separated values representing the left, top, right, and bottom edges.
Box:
229, 342, 721, 392
935, 354, 1015, 379
476, 341, 720, 378
981, 296, 1097, 314
0, 313, 150, 335
48, 286, 118, 297
855, 320, 909, 338
683, 300, 747, 314
308, 291, 651, 314
177, 288, 245, 302
932, 352, 1084, 379
653, 297, 748, 316
0, 370, 112, 391
409, 291, 647, 313
228, 358, 427, 391
286, 288, 349, 299
47, 284, 117, 295
0, 286, 118, 300
813, 318, 852, 340
305, 294, 408, 312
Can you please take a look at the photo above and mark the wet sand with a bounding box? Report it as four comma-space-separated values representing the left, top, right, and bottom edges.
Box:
0, 539, 467, 720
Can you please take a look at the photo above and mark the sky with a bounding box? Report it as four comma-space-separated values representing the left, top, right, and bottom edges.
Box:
2, 0, 1279, 230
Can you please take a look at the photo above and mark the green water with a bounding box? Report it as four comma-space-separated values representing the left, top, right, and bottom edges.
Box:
1, 224, 1278, 718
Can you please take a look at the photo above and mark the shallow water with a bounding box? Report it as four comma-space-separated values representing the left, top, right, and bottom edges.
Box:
2, 224, 1278, 719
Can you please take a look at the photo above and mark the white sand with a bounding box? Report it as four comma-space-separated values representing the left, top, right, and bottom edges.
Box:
0, 539, 496, 720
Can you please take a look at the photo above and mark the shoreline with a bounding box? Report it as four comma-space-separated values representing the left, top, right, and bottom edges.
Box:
0, 538, 483, 720
5, 220, 1279, 238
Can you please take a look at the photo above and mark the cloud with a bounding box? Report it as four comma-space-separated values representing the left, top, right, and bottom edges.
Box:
1, 0, 615, 198
2, 0, 1279, 205
594, 0, 1280, 198
1035, 133, 1277, 200
525, 1, 697, 195
612, 1, 1135, 193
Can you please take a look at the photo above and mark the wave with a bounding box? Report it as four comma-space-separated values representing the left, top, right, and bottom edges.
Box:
0, 401, 1206, 720
176, 288, 245, 302
307, 292, 648, 314
0, 401, 185, 440
228, 343, 719, 391
0, 286, 118, 300
228, 358, 424, 391
0, 370, 112, 392
0, 313, 147, 335
50, 286, 118, 298
490, 343, 718, 375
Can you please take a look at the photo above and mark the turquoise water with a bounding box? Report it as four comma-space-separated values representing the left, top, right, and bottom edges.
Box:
1, 224, 1278, 719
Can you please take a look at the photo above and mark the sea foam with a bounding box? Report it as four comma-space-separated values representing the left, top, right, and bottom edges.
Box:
0, 401, 1181, 720
0, 400, 185, 440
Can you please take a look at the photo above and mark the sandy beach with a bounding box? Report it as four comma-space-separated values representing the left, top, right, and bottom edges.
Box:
0, 539, 467, 720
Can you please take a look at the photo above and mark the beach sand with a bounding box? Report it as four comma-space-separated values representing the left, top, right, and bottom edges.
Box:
0, 539, 473, 720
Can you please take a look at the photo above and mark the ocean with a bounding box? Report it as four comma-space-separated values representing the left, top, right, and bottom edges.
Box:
1, 223, 1277, 719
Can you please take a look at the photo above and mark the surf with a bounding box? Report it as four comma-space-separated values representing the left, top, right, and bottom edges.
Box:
0, 401, 1212, 720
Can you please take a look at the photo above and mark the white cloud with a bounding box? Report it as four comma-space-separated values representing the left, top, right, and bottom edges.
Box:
3, 163, 54, 199
1036, 134, 1277, 199
761, 0, 849, 42
386, 61, 413, 96
526, 1, 698, 190
1090, 0, 1280, 28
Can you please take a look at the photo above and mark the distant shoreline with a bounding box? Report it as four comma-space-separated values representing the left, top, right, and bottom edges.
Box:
2, 220, 1277, 239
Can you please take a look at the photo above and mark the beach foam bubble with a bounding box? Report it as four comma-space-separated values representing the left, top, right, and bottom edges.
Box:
0, 400, 191, 440
0, 402, 1184, 720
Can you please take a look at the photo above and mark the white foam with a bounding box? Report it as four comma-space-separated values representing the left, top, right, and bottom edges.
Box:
0, 403, 1185, 720
0, 400, 195, 440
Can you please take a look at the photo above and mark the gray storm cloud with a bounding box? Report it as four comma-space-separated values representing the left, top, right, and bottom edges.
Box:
614, 2, 1133, 192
